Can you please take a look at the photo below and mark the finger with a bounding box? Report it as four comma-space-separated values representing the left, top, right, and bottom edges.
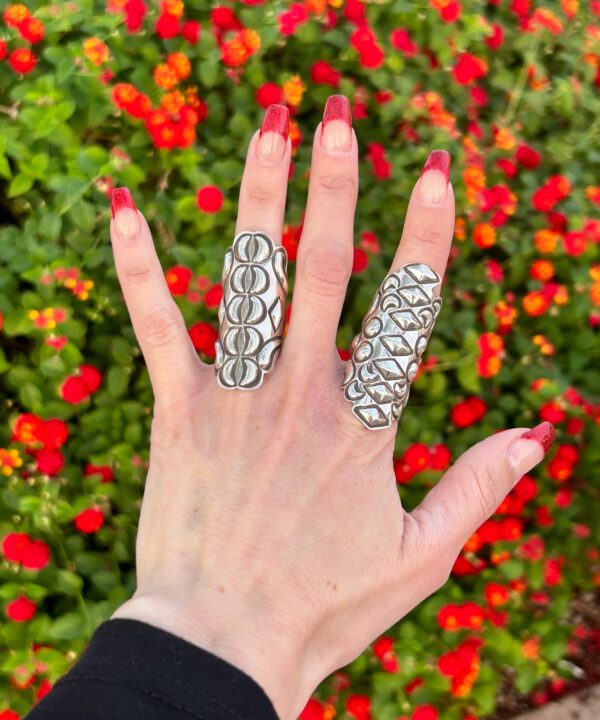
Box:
390, 150, 455, 282
410, 422, 556, 558
284, 95, 358, 370
235, 104, 292, 242
110, 188, 207, 409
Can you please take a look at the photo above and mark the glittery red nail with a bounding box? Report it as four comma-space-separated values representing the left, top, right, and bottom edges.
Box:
111, 187, 137, 219
260, 104, 290, 139
322, 95, 352, 128
421, 150, 451, 182
520, 421, 556, 455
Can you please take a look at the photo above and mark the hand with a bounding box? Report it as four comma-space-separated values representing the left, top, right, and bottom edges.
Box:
109, 96, 554, 720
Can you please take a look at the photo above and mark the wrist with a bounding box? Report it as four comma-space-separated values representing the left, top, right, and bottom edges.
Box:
112, 591, 317, 720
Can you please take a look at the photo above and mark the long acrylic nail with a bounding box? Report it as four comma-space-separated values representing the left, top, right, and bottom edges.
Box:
320, 95, 352, 155
111, 187, 140, 239
417, 150, 451, 205
506, 421, 556, 484
256, 104, 289, 163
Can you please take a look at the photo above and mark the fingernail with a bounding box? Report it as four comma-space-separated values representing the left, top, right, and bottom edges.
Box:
506, 422, 556, 484
256, 104, 289, 163
111, 187, 140, 239
417, 150, 451, 205
320, 95, 352, 155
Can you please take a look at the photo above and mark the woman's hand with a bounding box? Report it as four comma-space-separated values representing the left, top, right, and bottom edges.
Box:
109, 96, 554, 720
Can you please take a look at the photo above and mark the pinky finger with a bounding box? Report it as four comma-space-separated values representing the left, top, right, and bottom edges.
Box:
109, 188, 207, 410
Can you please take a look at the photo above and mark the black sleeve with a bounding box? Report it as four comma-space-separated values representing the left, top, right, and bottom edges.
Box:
26, 618, 279, 720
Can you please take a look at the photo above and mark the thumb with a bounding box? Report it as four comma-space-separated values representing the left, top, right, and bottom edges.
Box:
411, 422, 556, 556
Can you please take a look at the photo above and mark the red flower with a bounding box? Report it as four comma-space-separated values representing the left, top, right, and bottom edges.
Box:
519, 535, 545, 561
300, 699, 327, 720
516, 144, 541, 169
6, 596, 37, 622
84, 463, 114, 483
366, 143, 391, 179
391, 28, 418, 56
19, 16, 45, 44
430, 444, 451, 470
156, 12, 180, 39
22, 540, 51, 570
346, 695, 371, 720
205, 284, 223, 308
0, 40, 7, 61
404, 443, 430, 472
11, 413, 45, 446
181, 20, 201, 44
37, 418, 69, 449
539, 401, 565, 424
35, 448, 64, 476
2, 533, 30, 563
74, 507, 105, 534
450, 397, 487, 428
188, 322, 218, 358
165, 266, 193, 296
544, 557, 564, 585
412, 706, 439, 720
310, 60, 340, 86
431, 0, 460, 22
196, 185, 224, 213
352, 248, 368, 274
256, 83, 283, 108
60, 376, 89, 404
485, 23, 505, 49
484, 583, 509, 607
373, 636, 399, 672
0, 710, 20, 720
9, 48, 37, 74
452, 53, 488, 85
124, 0, 147, 33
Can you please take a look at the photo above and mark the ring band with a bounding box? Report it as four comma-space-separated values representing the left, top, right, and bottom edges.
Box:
215, 231, 288, 390
341, 263, 442, 430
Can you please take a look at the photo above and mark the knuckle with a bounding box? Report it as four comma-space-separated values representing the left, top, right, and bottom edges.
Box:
462, 460, 500, 523
244, 181, 281, 206
315, 172, 357, 198
300, 244, 352, 298
121, 262, 154, 286
140, 305, 185, 349
406, 220, 446, 247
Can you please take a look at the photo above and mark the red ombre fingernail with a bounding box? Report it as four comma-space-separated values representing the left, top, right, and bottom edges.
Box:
320, 95, 352, 154
520, 421, 556, 455
417, 150, 451, 205
256, 104, 289, 162
110, 187, 140, 239
111, 187, 137, 218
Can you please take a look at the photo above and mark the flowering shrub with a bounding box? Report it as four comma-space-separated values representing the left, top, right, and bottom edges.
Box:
1, 1, 600, 718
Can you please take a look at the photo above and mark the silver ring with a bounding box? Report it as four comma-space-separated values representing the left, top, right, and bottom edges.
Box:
215, 231, 288, 390
341, 263, 442, 430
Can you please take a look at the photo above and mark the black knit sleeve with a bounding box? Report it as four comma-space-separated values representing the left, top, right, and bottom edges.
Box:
25, 618, 279, 720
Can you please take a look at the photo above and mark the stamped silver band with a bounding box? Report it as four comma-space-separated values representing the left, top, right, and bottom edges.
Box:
215, 231, 288, 390
341, 263, 442, 430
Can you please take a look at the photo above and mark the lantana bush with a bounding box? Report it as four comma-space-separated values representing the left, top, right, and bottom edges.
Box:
1, 1, 600, 719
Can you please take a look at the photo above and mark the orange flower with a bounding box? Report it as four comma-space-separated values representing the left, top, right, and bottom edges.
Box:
553, 285, 569, 305
283, 75, 306, 107
3, 3, 29, 27
454, 217, 466, 241
534, 229, 559, 254
494, 127, 516, 151
221, 37, 248, 67
473, 222, 496, 248
162, 0, 184, 16
306, 0, 327, 12
591, 283, 600, 307
530, 259, 554, 282
83, 37, 109, 66
0, 448, 23, 476
531, 8, 563, 34
154, 62, 179, 90
494, 300, 518, 332
161, 90, 185, 114
240, 28, 261, 52
533, 335, 555, 355
586, 186, 600, 205
523, 291, 550, 316
522, 637, 541, 659
463, 165, 485, 206
561, 0, 578, 18
167, 52, 191, 80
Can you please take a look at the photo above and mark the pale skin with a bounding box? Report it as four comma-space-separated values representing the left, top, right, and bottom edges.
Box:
109, 96, 547, 719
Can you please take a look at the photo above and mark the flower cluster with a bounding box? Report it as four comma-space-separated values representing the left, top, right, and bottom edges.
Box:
1, 0, 599, 718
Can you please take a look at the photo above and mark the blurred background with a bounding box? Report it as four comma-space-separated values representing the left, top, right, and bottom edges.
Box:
0, 1, 599, 718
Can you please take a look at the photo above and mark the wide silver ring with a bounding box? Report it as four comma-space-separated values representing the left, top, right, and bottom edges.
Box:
341, 263, 442, 430
215, 230, 288, 390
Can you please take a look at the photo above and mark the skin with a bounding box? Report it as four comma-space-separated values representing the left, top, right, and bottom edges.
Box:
110, 96, 546, 720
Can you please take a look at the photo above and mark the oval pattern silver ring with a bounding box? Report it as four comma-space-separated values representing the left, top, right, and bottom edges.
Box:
215, 231, 288, 390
